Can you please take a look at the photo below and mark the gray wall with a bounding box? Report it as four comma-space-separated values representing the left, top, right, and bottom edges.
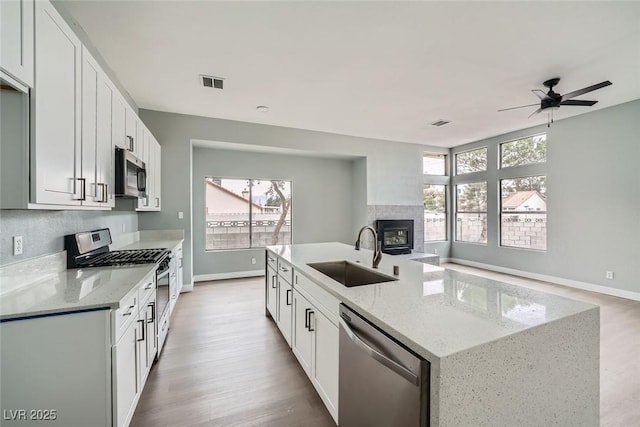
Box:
450, 100, 640, 294
138, 109, 445, 285
0, 210, 138, 266
191, 147, 360, 276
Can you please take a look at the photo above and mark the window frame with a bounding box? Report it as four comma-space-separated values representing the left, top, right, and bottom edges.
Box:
499, 175, 547, 251
204, 176, 293, 251
455, 146, 488, 175
423, 152, 448, 176
455, 181, 488, 245
423, 183, 448, 242
499, 133, 547, 170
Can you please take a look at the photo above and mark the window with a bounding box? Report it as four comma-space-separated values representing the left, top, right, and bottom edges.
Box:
500, 134, 547, 168
423, 153, 447, 175
455, 182, 487, 244
456, 147, 487, 175
205, 177, 291, 250
424, 184, 447, 241
500, 176, 546, 250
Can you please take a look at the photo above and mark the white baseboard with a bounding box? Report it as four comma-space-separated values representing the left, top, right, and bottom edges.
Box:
194, 270, 265, 282
447, 258, 640, 302
180, 282, 194, 293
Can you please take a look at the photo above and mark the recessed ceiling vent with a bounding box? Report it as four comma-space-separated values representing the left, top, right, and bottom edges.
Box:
430, 119, 451, 127
201, 75, 224, 89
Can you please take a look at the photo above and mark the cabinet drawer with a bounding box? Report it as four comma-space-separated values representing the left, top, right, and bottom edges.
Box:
277, 258, 294, 284
114, 291, 138, 341
266, 251, 278, 270
138, 272, 156, 304
294, 271, 340, 324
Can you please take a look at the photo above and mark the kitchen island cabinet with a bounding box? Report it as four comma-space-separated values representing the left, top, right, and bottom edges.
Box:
266, 242, 599, 426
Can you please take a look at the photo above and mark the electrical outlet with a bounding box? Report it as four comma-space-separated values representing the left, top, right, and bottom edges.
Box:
178, 211, 184, 220
251, 258, 257, 265
122, 223, 126, 233
605, 271, 614, 280
433, 249, 438, 254
13, 236, 23, 255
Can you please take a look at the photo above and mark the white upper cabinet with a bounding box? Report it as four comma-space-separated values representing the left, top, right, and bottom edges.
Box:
137, 131, 162, 212
153, 137, 161, 209
1, 0, 35, 89
32, 0, 82, 206
112, 94, 127, 150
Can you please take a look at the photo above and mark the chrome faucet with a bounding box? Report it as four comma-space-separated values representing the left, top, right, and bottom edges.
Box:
355, 226, 383, 269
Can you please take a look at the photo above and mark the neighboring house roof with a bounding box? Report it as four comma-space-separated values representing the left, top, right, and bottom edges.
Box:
502, 190, 546, 209
206, 179, 268, 211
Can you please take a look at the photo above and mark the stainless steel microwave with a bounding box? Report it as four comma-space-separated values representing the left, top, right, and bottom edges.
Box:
115, 147, 146, 198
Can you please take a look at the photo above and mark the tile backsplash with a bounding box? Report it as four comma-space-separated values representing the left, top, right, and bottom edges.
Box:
0, 210, 138, 266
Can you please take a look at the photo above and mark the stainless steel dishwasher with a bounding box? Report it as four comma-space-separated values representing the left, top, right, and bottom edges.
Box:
339, 304, 430, 426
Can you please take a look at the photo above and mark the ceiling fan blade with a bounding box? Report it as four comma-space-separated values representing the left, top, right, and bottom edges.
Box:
532, 89, 551, 101
498, 103, 539, 112
560, 100, 598, 107
528, 108, 543, 118
561, 80, 612, 100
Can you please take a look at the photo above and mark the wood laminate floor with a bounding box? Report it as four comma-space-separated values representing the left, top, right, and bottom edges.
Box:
131, 278, 335, 427
132, 266, 639, 427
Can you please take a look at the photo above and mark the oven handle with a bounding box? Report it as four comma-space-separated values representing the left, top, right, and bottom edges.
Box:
157, 266, 171, 281
339, 316, 419, 386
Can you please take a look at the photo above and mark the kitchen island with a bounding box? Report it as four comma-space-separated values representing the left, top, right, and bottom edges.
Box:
266, 242, 599, 426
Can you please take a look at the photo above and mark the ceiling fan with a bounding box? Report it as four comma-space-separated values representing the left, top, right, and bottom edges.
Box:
499, 78, 612, 126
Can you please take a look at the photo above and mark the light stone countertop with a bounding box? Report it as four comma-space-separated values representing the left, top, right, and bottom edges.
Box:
268, 242, 598, 360
0, 229, 184, 321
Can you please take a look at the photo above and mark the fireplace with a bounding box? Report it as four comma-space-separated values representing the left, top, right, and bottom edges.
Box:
375, 219, 414, 255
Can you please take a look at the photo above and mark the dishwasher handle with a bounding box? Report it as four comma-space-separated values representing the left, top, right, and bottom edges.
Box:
339, 316, 419, 386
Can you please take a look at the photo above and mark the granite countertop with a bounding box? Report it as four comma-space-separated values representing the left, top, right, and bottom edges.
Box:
0, 230, 184, 321
0, 258, 156, 320
267, 242, 598, 360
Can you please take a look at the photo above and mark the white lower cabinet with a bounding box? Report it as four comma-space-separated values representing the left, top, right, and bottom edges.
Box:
113, 315, 139, 427
266, 265, 278, 318
277, 277, 293, 346
266, 250, 339, 423
291, 288, 339, 422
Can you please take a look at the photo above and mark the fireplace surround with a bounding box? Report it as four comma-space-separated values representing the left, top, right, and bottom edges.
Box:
375, 219, 414, 255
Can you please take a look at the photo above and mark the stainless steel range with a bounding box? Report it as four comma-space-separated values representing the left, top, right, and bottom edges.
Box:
65, 228, 172, 357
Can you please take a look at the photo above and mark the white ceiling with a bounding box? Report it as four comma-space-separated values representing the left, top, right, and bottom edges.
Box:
60, 1, 640, 148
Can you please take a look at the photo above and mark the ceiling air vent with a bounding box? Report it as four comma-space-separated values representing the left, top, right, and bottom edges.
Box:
201, 75, 224, 89
430, 119, 451, 127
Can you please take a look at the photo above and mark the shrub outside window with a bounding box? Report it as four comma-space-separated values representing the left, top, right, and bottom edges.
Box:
500, 176, 546, 250
424, 184, 447, 241
455, 182, 487, 244
205, 177, 291, 250
456, 147, 487, 175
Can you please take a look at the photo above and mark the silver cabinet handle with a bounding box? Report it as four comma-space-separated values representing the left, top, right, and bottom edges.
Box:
338, 316, 419, 386
286, 289, 292, 306
96, 183, 106, 202
73, 178, 86, 201
147, 302, 155, 323
122, 304, 137, 316
144, 282, 154, 290
280, 266, 289, 272
155, 197, 160, 207
268, 256, 275, 262
137, 319, 145, 342
307, 310, 315, 332
271, 275, 277, 289
126, 135, 134, 151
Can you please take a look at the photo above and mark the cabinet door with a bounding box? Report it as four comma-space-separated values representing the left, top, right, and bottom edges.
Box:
1, 0, 34, 88
146, 295, 158, 368
97, 76, 115, 207
137, 126, 150, 209
112, 94, 127, 149
33, 0, 82, 205
113, 318, 139, 427
292, 290, 313, 376
277, 278, 293, 346
125, 106, 137, 153
313, 310, 339, 418
81, 47, 100, 206
153, 137, 161, 210
136, 310, 148, 388
266, 265, 278, 319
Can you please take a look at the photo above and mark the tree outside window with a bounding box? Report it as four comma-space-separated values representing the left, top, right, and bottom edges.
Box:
456, 182, 487, 244
424, 184, 447, 241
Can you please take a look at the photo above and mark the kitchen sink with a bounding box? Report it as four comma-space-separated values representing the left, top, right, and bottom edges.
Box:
307, 260, 398, 287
